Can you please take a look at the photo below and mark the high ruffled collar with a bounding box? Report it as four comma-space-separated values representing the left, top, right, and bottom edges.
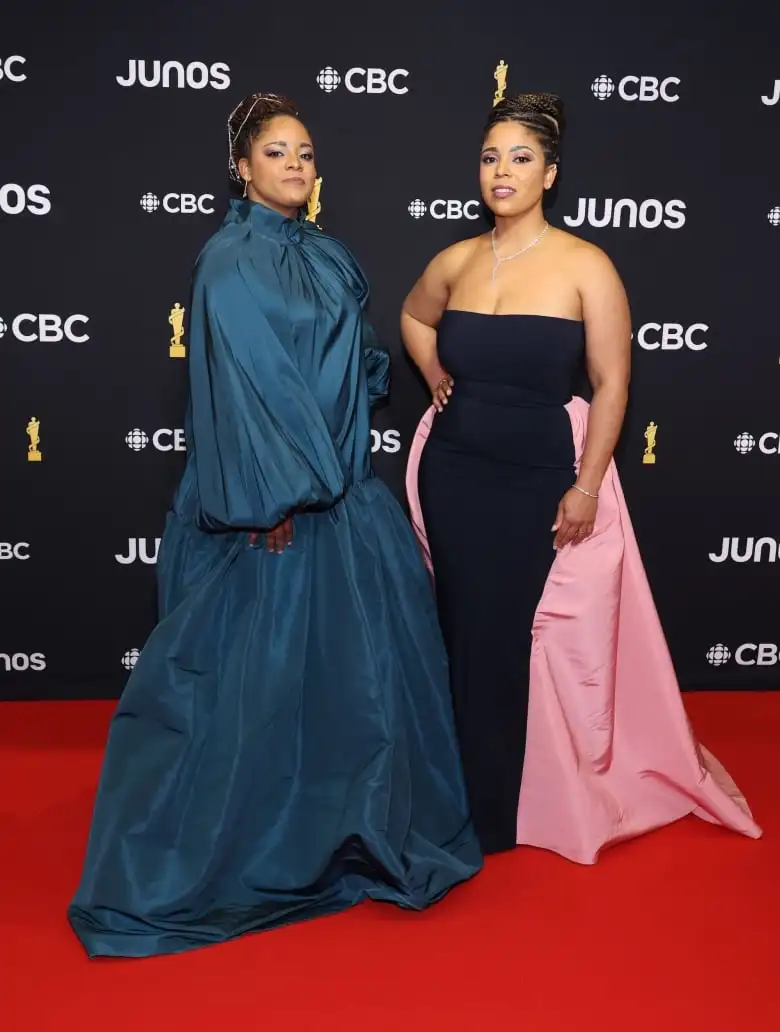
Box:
226, 198, 305, 244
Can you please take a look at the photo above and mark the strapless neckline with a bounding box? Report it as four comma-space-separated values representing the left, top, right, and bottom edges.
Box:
443, 310, 583, 326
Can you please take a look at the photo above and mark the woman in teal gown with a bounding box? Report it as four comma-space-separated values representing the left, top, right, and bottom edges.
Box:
67, 93, 481, 958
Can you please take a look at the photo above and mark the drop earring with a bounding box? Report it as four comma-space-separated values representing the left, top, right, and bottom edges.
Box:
243, 177, 249, 198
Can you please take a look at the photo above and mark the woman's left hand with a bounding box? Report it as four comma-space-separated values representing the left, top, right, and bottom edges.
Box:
552, 488, 598, 550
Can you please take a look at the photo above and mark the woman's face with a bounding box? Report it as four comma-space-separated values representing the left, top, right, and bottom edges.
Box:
238, 115, 317, 217
479, 121, 557, 219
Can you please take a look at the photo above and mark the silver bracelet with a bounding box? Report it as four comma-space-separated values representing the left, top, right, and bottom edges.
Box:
572, 484, 599, 500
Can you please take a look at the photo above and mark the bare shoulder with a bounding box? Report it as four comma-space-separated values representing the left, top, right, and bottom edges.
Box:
549, 228, 620, 279
549, 230, 630, 331
426, 234, 484, 281
404, 234, 485, 315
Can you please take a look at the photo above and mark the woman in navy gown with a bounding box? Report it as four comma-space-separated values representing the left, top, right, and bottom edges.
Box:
67, 93, 481, 958
402, 93, 760, 861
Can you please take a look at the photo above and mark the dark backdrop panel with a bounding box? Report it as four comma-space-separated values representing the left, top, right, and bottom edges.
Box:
2, 1, 779, 699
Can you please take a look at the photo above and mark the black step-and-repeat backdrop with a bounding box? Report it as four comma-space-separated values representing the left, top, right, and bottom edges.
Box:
2, 2, 779, 700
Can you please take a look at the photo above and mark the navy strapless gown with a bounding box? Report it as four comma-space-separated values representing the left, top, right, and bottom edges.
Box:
67, 201, 482, 958
419, 311, 584, 854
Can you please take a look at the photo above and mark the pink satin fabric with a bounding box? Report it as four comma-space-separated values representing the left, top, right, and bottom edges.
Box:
406, 396, 761, 864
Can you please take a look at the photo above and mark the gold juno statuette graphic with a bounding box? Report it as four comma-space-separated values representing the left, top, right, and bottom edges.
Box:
26, 416, 42, 462
169, 302, 186, 358
306, 176, 323, 227
493, 59, 508, 106
643, 421, 658, 464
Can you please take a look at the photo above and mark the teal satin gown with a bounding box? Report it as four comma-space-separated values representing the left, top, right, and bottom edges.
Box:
67, 199, 482, 958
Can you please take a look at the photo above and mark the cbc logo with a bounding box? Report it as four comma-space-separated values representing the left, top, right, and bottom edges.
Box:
0, 652, 46, 673
116, 59, 230, 90
768, 207, 780, 227
0, 56, 27, 82
563, 198, 686, 230
707, 643, 780, 667
634, 323, 707, 351
140, 192, 215, 215
125, 428, 186, 452
733, 432, 780, 455
408, 199, 481, 221
0, 183, 51, 215
591, 75, 680, 103
122, 649, 141, 671
371, 429, 401, 454
0, 314, 89, 342
316, 66, 409, 95
0, 543, 30, 560
115, 538, 160, 565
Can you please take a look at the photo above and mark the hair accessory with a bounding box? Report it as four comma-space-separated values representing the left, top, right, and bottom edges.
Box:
227, 95, 262, 182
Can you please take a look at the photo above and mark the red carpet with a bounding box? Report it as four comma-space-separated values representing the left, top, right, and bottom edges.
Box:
1, 693, 777, 1031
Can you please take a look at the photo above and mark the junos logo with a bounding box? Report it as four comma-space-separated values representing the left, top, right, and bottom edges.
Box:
408, 199, 481, 221
125, 428, 186, 452
0, 184, 51, 215
707, 643, 780, 667
591, 75, 680, 103
0, 652, 46, 672
0, 314, 89, 342
140, 192, 215, 215
316, 66, 409, 95
634, 323, 708, 351
0, 542, 30, 560
0, 56, 27, 82
709, 537, 780, 563
115, 538, 161, 565
733, 432, 780, 455
371, 429, 401, 454
116, 60, 230, 90
563, 198, 686, 229
761, 81, 779, 106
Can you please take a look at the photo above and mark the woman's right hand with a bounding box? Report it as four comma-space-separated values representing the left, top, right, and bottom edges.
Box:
431, 374, 453, 412
265, 516, 293, 554
249, 516, 294, 554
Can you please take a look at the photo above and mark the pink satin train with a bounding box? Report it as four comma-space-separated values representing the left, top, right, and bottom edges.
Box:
406, 396, 762, 864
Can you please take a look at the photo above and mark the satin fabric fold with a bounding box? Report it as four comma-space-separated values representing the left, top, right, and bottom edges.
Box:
406, 396, 761, 864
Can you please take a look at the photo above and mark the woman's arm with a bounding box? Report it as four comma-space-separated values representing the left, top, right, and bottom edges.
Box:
552, 247, 631, 549
401, 242, 471, 410
188, 268, 346, 537
576, 248, 632, 494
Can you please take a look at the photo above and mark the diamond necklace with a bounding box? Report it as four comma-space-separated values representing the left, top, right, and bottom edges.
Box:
491, 223, 549, 283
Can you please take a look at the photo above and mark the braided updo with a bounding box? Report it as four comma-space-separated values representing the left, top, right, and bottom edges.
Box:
484, 92, 565, 166
227, 92, 300, 184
